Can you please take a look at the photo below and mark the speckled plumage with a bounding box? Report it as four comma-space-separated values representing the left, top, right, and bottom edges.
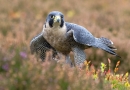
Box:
30, 33, 57, 61
30, 11, 120, 66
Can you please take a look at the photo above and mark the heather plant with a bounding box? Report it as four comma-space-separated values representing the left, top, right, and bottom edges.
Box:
85, 59, 130, 90
1, 50, 129, 90
0, 0, 130, 90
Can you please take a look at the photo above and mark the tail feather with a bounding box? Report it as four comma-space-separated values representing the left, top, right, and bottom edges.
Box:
93, 37, 121, 58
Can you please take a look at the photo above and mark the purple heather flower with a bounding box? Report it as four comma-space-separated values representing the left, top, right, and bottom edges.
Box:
20, 51, 27, 59
3, 57, 8, 61
2, 63, 9, 71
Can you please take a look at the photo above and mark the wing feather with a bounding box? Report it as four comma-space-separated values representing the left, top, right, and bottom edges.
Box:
65, 22, 120, 57
30, 33, 57, 61
66, 22, 95, 46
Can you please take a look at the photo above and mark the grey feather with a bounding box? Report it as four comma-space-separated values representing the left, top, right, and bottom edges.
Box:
66, 22, 120, 57
93, 37, 120, 57
65, 54, 74, 67
30, 33, 57, 61
72, 46, 86, 66
66, 22, 95, 46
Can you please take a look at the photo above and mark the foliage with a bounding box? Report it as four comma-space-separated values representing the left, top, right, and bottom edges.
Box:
0, 0, 130, 89
0, 51, 130, 90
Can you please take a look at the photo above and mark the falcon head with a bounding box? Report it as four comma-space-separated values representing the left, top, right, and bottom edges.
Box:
46, 11, 64, 28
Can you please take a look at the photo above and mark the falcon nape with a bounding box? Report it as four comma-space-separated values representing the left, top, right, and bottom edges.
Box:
30, 11, 120, 67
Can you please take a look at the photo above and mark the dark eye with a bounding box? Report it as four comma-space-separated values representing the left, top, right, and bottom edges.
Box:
61, 15, 64, 18
50, 15, 54, 19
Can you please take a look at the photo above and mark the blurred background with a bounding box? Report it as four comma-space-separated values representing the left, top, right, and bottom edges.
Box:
0, 0, 130, 89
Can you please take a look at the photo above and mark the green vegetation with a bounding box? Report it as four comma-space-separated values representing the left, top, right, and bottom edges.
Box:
1, 52, 130, 90
0, 0, 130, 89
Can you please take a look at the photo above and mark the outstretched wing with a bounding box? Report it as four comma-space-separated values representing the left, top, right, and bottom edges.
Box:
30, 33, 57, 61
66, 22, 95, 46
65, 22, 120, 57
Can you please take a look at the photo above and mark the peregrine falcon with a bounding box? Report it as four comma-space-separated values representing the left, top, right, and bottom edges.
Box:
30, 11, 120, 66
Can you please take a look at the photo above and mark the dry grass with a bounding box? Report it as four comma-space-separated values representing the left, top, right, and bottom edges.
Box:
0, 0, 130, 89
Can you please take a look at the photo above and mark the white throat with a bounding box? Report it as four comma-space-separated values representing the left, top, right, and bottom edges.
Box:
43, 22, 66, 36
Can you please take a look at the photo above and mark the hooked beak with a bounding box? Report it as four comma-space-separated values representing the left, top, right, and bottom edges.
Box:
54, 15, 61, 23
